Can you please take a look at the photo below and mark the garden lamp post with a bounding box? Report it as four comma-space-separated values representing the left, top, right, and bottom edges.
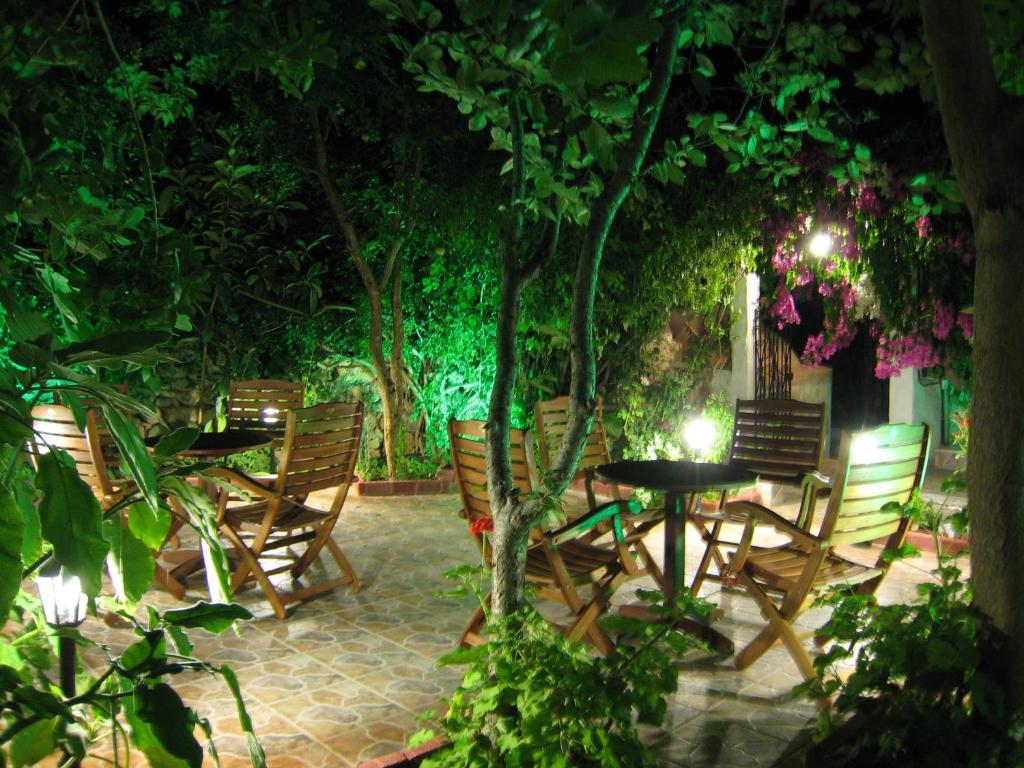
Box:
36, 564, 87, 699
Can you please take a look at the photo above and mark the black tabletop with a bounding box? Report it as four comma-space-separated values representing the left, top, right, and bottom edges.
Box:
144, 428, 272, 457
596, 459, 756, 493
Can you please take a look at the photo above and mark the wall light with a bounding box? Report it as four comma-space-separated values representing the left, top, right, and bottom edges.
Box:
850, 433, 878, 463
808, 231, 834, 258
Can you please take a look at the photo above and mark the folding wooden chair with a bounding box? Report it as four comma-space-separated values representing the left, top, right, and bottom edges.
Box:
209, 402, 362, 619
449, 419, 640, 657
534, 395, 663, 584
723, 423, 929, 681
226, 379, 305, 471
690, 398, 826, 592
29, 404, 187, 599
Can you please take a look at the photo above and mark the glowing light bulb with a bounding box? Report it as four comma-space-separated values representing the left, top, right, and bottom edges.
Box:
850, 434, 878, 463
683, 417, 716, 460
809, 232, 834, 258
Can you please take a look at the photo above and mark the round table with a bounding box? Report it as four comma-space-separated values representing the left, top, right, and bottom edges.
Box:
144, 429, 272, 596
145, 428, 272, 459
596, 459, 756, 653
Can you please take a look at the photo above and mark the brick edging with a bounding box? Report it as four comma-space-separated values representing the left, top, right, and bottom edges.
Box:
356, 737, 447, 768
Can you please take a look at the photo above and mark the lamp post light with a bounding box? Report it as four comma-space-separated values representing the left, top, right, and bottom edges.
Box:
36, 564, 87, 699
683, 417, 716, 462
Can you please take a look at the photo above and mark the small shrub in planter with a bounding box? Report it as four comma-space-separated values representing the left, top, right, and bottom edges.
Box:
412, 588, 712, 767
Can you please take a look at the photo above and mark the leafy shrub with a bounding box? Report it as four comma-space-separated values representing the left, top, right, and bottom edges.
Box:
802, 500, 1023, 767
414, 587, 712, 767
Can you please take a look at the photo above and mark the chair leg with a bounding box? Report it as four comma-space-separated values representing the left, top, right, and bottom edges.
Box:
219, 524, 289, 619
734, 571, 816, 681
690, 518, 725, 593
459, 594, 490, 648
323, 536, 361, 593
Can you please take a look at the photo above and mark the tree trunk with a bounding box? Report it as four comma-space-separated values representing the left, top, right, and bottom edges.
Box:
484, 16, 680, 618
310, 106, 407, 479
920, 0, 1024, 706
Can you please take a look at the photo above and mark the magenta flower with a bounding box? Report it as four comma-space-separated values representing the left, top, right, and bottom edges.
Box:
957, 311, 974, 339
932, 300, 954, 340
916, 215, 933, 239
769, 282, 801, 328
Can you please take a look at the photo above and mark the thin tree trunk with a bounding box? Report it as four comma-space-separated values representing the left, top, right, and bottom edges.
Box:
485, 15, 680, 617
310, 106, 408, 479
920, 0, 1024, 705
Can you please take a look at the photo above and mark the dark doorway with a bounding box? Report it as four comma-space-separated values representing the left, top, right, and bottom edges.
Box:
827, 321, 889, 454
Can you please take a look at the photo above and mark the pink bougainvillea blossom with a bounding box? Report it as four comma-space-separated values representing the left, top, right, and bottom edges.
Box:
769, 282, 800, 328
856, 184, 882, 217
772, 245, 797, 275
794, 263, 814, 286
875, 333, 939, 378
916, 215, 933, 239
957, 311, 974, 339
932, 300, 955, 340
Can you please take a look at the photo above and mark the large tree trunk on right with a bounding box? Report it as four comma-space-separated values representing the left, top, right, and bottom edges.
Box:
921, 0, 1024, 706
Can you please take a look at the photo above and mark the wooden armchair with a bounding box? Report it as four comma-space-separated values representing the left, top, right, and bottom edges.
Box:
534, 395, 663, 584
449, 419, 641, 657
208, 402, 362, 619
227, 379, 304, 471
29, 404, 187, 599
723, 423, 929, 681
690, 398, 826, 592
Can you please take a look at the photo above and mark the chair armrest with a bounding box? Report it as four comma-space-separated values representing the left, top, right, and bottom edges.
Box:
204, 466, 277, 498
724, 500, 826, 549
548, 499, 642, 546
801, 470, 832, 491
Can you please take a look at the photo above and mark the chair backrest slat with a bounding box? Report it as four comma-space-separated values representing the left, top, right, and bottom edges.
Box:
449, 420, 531, 526
30, 405, 113, 500
227, 379, 305, 437
820, 423, 929, 546
730, 398, 826, 484
276, 402, 362, 507
534, 396, 610, 480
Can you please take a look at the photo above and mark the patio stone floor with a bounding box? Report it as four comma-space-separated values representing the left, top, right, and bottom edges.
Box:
78, 486, 951, 767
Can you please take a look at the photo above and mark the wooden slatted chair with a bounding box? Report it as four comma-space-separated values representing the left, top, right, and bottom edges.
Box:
690, 398, 827, 592
723, 422, 929, 681
449, 419, 641, 657
29, 404, 187, 599
227, 379, 305, 472
534, 395, 663, 583
208, 402, 362, 619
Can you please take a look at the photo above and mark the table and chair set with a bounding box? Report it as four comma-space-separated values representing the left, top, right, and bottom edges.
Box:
27, 379, 363, 620
450, 396, 931, 682
27, 380, 931, 684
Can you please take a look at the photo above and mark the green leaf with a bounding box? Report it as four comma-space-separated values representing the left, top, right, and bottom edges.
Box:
127, 684, 201, 768
582, 39, 647, 85
127, 501, 172, 551
103, 519, 154, 603
35, 451, 109, 596
56, 330, 172, 368
163, 602, 253, 634
153, 427, 200, 458
0, 288, 53, 343
138, 684, 203, 767
121, 631, 167, 674
808, 126, 835, 143
0, 409, 32, 446
0, 489, 25, 619
9, 717, 57, 768
220, 665, 267, 768
102, 406, 159, 512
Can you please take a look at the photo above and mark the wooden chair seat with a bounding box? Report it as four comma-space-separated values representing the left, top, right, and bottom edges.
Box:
450, 419, 639, 657
744, 546, 881, 592
726, 423, 930, 683
525, 541, 620, 584
209, 402, 363, 618
691, 398, 827, 592
534, 395, 663, 585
